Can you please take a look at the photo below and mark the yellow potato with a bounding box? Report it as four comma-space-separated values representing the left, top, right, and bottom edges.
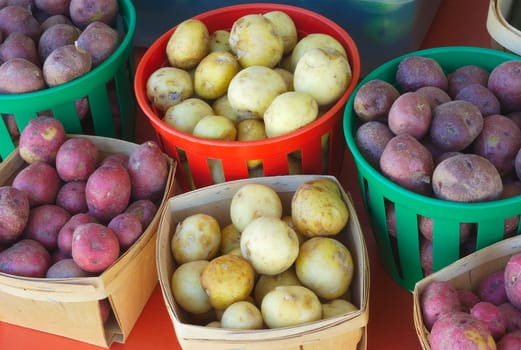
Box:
220, 223, 242, 254
212, 95, 241, 124
192, 115, 237, 141
229, 14, 284, 68
220, 301, 264, 330
290, 33, 347, 72
263, 11, 298, 55
227, 66, 287, 119
273, 67, 294, 91
263, 91, 318, 138
194, 50, 240, 100
295, 237, 354, 300
209, 29, 231, 52
162, 98, 214, 134
171, 260, 212, 314
166, 19, 209, 69
322, 299, 358, 319
237, 119, 267, 169
293, 47, 352, 106
254, 268, 301, 305
146, 66, 193, 112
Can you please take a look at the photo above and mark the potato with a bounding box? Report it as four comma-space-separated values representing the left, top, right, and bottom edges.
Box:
387, 91, 432, 139
56, 180, 87, 215
18, 116, 66, 164
498, 330, 521, 349
125, 199, 157, 229
263, 91, 318, 138
227, 65, 287, 120
470, 301, 507, 340
420, 280, 461, 330
432, 154, 503, 202
395, 55, 448, 92
162, 98, 213, 135
71, 222, 120, 273
295, 237, 353, 299
415, 85, 452, 109
192, 115, 237, 141
0, 239, 51, 277
0, 31, 39, 65
429, 100, 484, 152
454, 84, 500, 117
261, 285, 322, 328
430, 312, 495, 350
0, 5, 41, 41
457, 289, 480, 313
448, 64, 490, 98
75, 21, 121, 67
229, 183, 282, 232
194, 50, 239, 100
166, 18, 209, 70
171, 260, 212, 314
208, 29, 230, 53
273, 67, 293, 91
253, 268, 301, 305
101, 152, 128, 168
322, 299, 358, 319
201, 254, 255, 310
212, 95, 240, 124
418, 215, 473, 242
35, 0, 70, 15
353, 79, 400, 122
293, 47, 351, 106
0, 57, 45, 93
69, 0, 119, 29
355, 120, 394, 169
85, 162, 131, 222
291, 177, 349, 237
107, 212, 142, 251
43, 43, 92, 86
57, 212, 98, 257
219, 223, 241, 255
263, 10, 297, 55
221, 301, 263, 330
40, 14, 73, 31
46, 258, 93, 278
237, 119, 266, 169
146, 66, 193, 112
171, 213, 221, 264
498, 303, 521, 333
473, 114, 521, 177
25, 204, 71, 251
55, 137, 99, 182
229, 14, 283, 68
290, 33, 347, 72
38, 23, 81, 63
478, 270, 507, 306
0, 186, 29, 243
127, 140, 168, 201
240, 216, 299, 275
505, 252, 521, 309
488, 60, 521, 113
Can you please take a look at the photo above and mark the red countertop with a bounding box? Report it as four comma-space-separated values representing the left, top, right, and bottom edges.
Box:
0, 0, 493, 349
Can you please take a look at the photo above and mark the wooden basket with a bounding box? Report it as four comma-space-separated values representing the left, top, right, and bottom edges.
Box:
413, 234, 521, 349
0, 135, 176, 347
486, 0, 521, 55
156, 175, 369, 350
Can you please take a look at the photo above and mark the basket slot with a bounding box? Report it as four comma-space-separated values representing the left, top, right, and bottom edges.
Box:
88, 85, 117, 137
51, 101, 83, 134
185, 152, 215, 188
113, 61, 136, 141
263, 154, 291, 176
300, 135, 325, 174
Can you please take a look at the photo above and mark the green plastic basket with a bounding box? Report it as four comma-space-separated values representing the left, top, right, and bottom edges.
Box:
0, 0, 136, 161
343, 46, 521, 291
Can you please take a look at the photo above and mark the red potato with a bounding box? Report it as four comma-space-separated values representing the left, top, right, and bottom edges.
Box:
101, 153, 128, 167
57, 212, 97, 256
0, 239, 51, 277
69, 0, 119, 29
505, 252, 521, 309
99, 298, 111, 323
498, 302, 521, 332
0, 186, 29, 243
498, 330, 521, 350
85, 162, 131, 222
0, 57, 45, 93
418, 215, 473, 242
478, 270, 508, 306
40, 14, 73, 32
488, 60, 521, 113
18, 116, 66, 164
501, 182, 521, 237
415, 85, 452, 109
107, 212, 142, 251
455, 84, 501, 117
470, 301, 507, 340
0, 31, 39, 65
395, 55, 448, 92
75, 21, 121, 67
448, 65, 490, 98
42, 43, 92, 87
516, 148, 521, 182
420, 280, 461, 330
71, 222, 120, 273
38, 23, 81, 63
352, 79, 400, 122
127, 141, 168, 202
24, 204, 71, 251
34, 0, 71, 15
12, 160, 62, 207
457, 289, 480, 313
125, 199, 158, 229
2, 113, 20, 139
387, 91, 432, 139
355, 120, 394, 169
55, 137, 99, 182
0, 5, 42, 41
420, 237, 432, 276
45, 258, 93, 278
56, 180, 87, 215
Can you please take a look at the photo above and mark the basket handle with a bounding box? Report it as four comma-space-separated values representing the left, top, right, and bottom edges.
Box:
486, 0, 521, 55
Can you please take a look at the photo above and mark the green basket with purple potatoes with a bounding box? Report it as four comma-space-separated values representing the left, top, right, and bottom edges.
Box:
0, 0, 137, 161
343, 46, 521, 291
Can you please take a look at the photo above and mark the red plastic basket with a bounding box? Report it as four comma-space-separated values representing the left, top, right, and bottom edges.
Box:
134, 3, 360, 190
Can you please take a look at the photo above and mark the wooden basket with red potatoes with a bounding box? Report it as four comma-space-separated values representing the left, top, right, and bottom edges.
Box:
0, 116, 176, 347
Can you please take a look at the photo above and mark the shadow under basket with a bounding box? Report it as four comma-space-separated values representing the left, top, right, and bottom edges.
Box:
0, 0, 137, 161
343, 46, 521, 292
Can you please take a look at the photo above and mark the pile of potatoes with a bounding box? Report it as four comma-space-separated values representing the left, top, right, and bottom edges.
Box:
352, 55, 521, 273
168, 178, 359, 330
145, 11, 352, 161
0, 0, 123, 138
0, 116, 169, 284
420, 252, 521, 349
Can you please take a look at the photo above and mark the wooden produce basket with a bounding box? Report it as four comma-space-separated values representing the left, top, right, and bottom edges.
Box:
413, 234, 521, 349
487, 0, 521, 55
0, 135, 176, 347
156, 175, 369, 350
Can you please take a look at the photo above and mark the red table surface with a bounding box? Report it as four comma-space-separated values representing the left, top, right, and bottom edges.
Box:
0, 0, 493, 349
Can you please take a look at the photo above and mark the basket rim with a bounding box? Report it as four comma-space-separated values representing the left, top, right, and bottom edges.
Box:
343, 45, 521, 212
134, 2, 361, 148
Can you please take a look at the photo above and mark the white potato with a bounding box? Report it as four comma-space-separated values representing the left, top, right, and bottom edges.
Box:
146, 67, 193, 112
166, 19, 209, 69
220, 223, 242, 254
227, 66, 287, 119
264, 91, 318, 138
254, 268, 301, 305
294, 47, 352, 106
209, 29, 231, 52
162, 98, 213, 134
229, 14, 284, 68
194, 50, 240, 100
273, 67, 294, 91
192, 115, 237, 141
322, 299, 358, 319
171, 260, 212, 314
212, 95, 241, 124
263, 10, 298, 55
290, 33, 347, 72
237, 119, 266, 169
221, 301, 263, 330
